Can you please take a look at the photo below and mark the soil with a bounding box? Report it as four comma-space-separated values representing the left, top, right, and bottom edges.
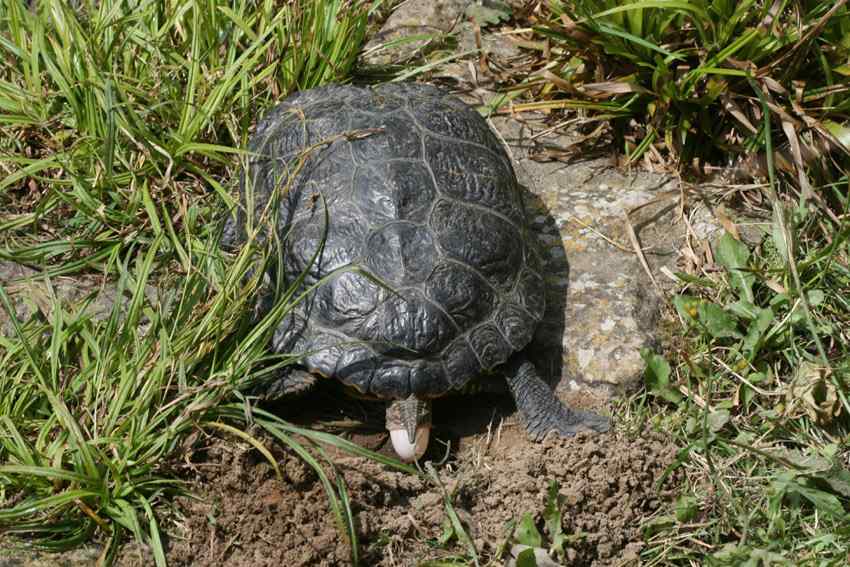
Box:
117, 388, 680, 567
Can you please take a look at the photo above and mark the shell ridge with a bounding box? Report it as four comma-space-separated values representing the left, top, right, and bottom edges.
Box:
411, 117, 515, 171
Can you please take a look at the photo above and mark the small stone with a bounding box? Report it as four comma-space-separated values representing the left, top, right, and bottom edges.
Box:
577, 348, 594, 369
412, 491, 442, 510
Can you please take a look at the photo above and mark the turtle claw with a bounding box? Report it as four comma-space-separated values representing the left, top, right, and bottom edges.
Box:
584, 412, 612, 434
525, 407, 611, 442
550, 408, 611, 438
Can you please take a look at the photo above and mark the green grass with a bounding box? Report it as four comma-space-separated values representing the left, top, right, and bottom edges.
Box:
510, 0, 850, 173
0, 208, 416, 564
0, 0, 376, 275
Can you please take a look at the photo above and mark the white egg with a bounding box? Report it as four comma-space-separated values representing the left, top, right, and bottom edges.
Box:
389, 425, 430, 462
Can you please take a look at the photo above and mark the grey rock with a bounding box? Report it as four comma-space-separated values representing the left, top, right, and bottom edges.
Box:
492, 115, 679, 398
361, 0, 474, 65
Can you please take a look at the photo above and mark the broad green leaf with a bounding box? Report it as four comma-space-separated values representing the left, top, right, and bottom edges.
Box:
771, 206, 791, 263
438, 516, 454, 546
675, 495, 698, 522
515, 513, 543, 548
516, 548, 539, 567
818, 469, 850, 498
641, 349, 682, 404
706, 409, 730, 432
673, 294, 700, 323
782, 449, 832, 473
715, 232, 754, 302
823, 119, 850, 151
807, 289, 825, 306
642, 514, 675, 538
727, 299, 759, 320
773, 473, 845, 518
697, 303, 742, 339
543, 481, 565, 559
792, 482, 845, 518
742, 307, 774, 358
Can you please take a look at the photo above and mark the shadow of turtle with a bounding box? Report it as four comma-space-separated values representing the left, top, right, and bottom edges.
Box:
522, 185, 570, 392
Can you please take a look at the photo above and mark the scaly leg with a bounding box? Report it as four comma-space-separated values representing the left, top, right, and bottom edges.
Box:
504, 356, 610, 441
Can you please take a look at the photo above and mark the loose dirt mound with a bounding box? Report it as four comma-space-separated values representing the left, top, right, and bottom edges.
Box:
121, 414, 679, 567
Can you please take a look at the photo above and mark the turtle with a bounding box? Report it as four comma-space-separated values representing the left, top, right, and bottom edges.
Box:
224, 82, 610, 460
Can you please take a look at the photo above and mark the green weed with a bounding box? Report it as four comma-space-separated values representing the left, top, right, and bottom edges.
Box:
0, 0, 375, 275
638, 196, 850, 562
516, 0, 850, 172
0, 188, 416, 565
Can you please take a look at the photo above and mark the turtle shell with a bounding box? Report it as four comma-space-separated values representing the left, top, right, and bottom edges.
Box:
242, 83, 545, 400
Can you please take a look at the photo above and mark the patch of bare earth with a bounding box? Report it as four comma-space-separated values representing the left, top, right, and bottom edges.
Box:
120, 410, 679, 567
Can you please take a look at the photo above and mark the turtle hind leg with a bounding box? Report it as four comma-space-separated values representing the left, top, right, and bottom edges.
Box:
503, 355, 610, 441
260, 368, 318, 399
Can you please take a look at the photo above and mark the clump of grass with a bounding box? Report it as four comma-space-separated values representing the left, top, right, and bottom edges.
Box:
0, 0, 375, 276
508, 0, 849, 174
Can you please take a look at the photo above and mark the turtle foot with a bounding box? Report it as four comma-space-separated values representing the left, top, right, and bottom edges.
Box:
504, 356, 610, 442
259, 368, 318, 399
527, 404, 611, 442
